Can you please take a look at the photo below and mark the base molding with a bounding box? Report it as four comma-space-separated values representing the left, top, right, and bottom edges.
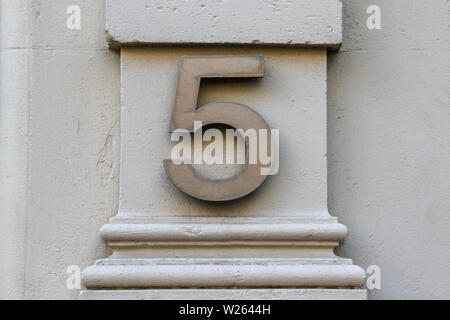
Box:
80, 288, 367, 300
83, 257, 366, 289
82, 216, 366, 298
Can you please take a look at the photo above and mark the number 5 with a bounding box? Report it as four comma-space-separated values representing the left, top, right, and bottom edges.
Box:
164, 55, 271, 201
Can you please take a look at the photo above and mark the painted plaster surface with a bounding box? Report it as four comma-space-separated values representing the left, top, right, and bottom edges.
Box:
1, 0, 120, 299
0, 0, 449, 299
0, 0, 30, 299
328, 0, 450, 299
119, 47, 328, 218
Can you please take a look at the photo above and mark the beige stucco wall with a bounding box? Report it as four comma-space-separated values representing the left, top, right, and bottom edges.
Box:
1, 0, 120, 299
0, 0, 449, 299
327, 0, 450, 299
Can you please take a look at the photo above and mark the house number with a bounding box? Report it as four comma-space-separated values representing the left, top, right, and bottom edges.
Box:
164, 55, 272, 201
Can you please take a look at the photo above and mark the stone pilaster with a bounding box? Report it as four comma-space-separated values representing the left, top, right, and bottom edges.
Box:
82, 0, 366, 300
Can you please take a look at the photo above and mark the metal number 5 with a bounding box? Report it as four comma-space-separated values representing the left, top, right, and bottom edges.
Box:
164, 55, 270, 201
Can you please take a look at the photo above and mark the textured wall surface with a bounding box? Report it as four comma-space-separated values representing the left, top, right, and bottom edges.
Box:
119, 47, 329, 218
1, 0, 449, 299
1, 0, 120, 299
328, 0, 450, 299
0, 0, 30, 300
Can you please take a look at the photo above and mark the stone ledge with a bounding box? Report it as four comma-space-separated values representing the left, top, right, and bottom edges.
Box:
82, 258, 366, 289
106, 0, 342, 49
100, 217, 348, 242
80, 288, 367, 300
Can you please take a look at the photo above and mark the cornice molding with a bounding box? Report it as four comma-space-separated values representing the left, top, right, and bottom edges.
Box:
106, 0, 342, 49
